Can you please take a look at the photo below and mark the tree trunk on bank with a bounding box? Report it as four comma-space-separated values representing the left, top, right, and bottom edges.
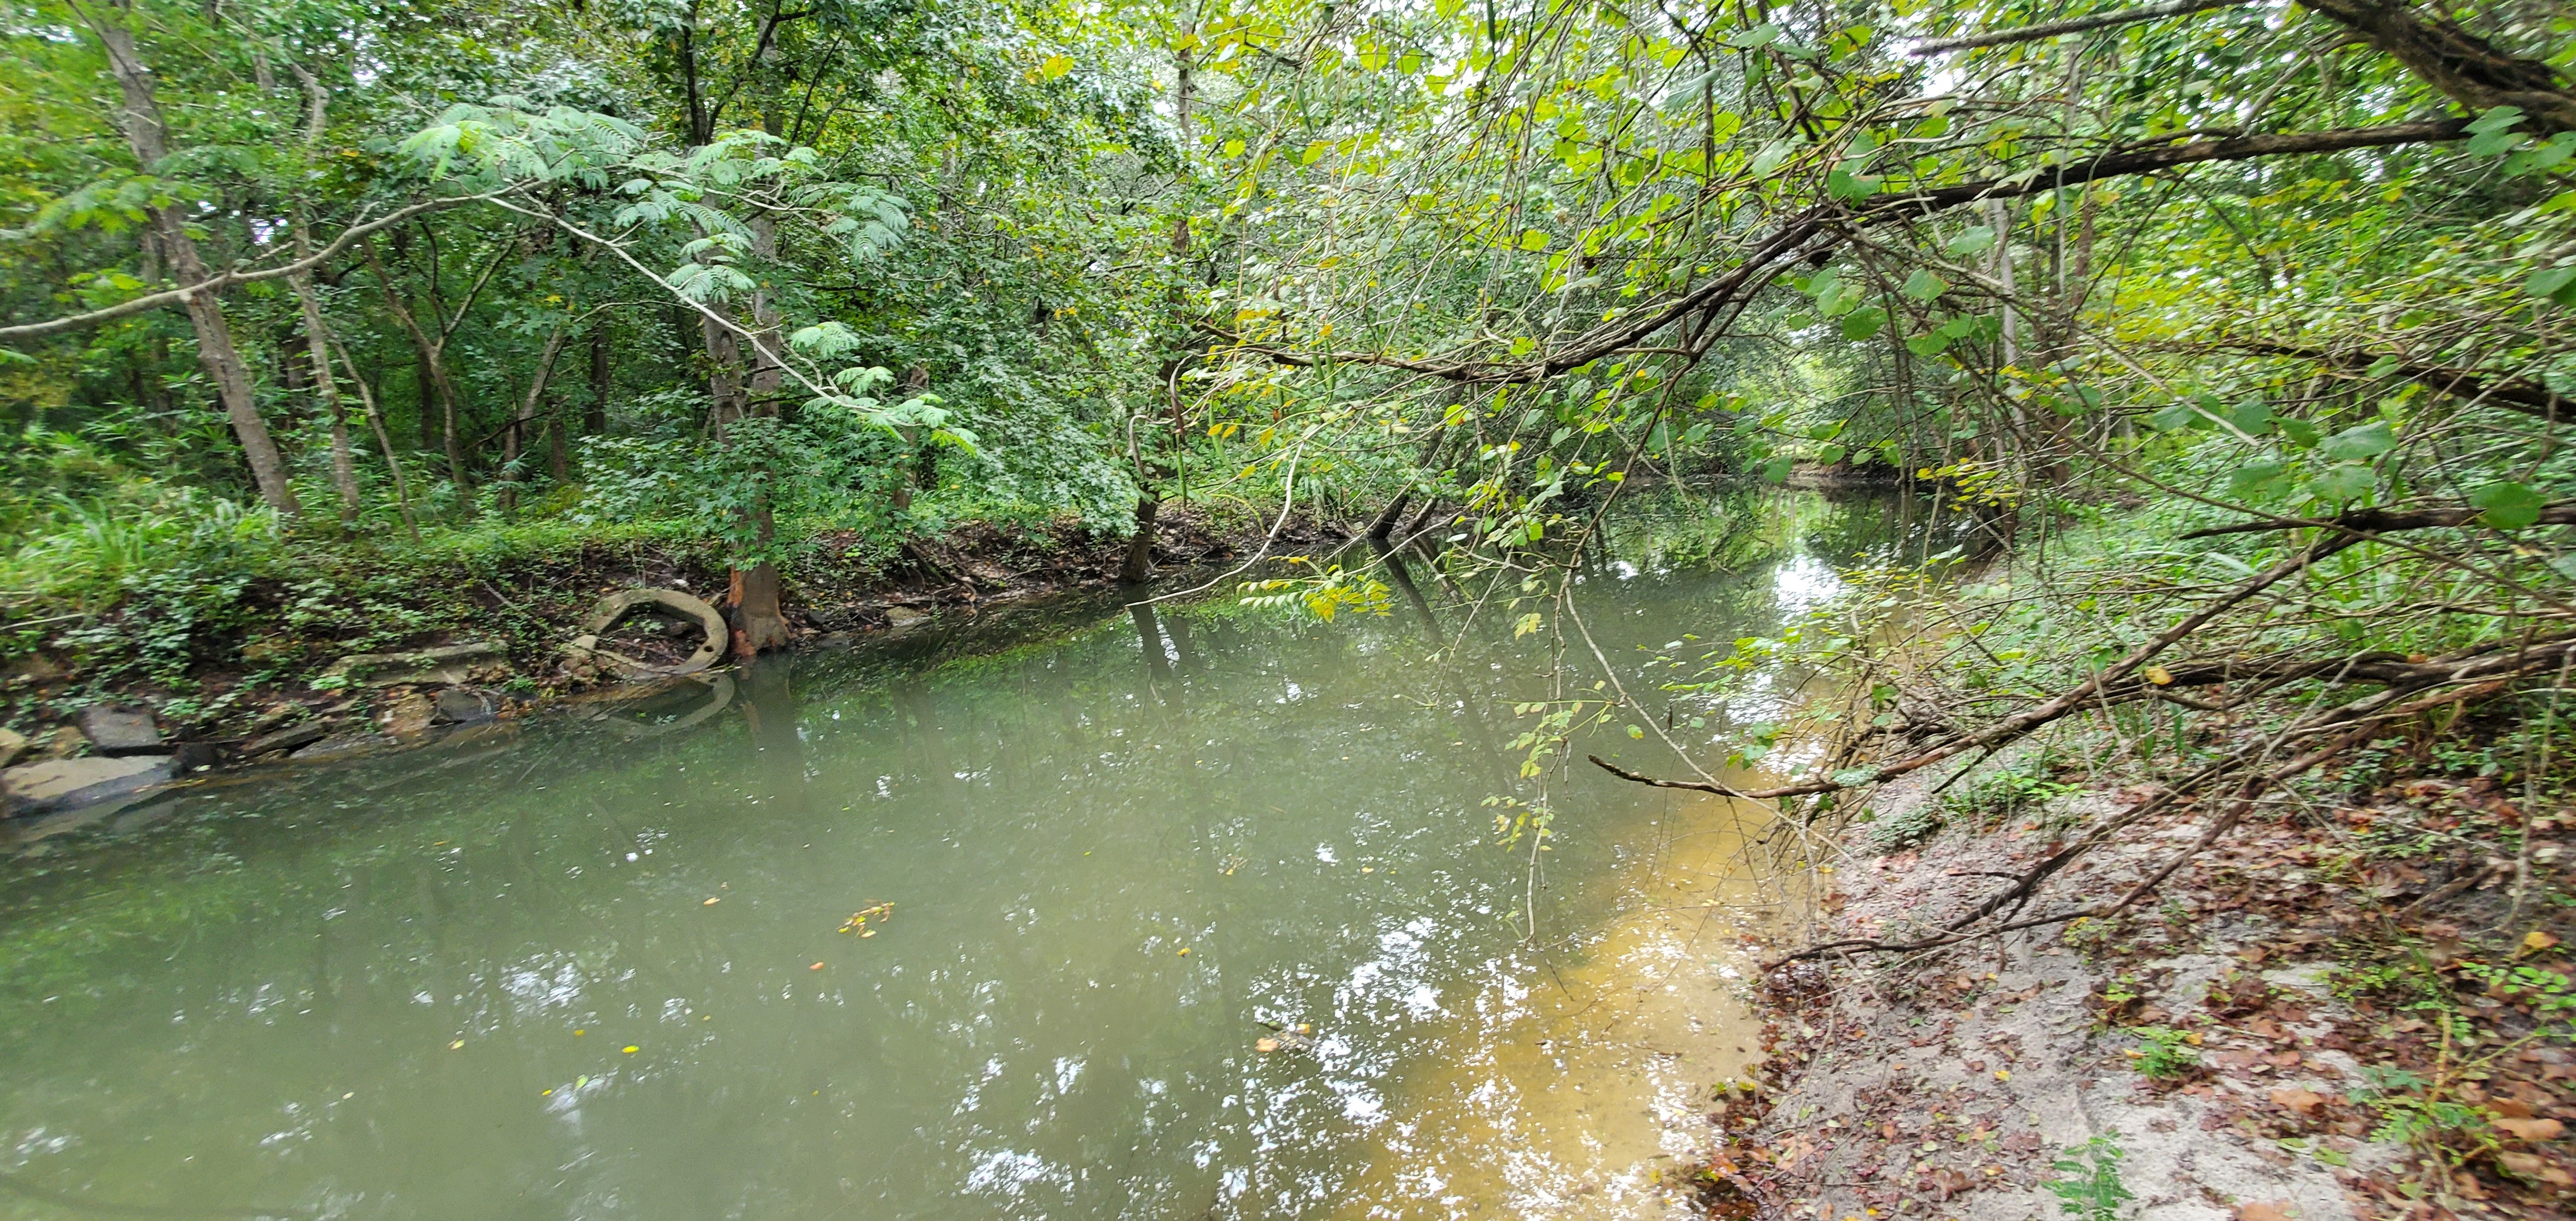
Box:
1120, 493, 1160, 584
91, 11, 298, 514
1124, 34, 1196, 584
718, 212, 792, 656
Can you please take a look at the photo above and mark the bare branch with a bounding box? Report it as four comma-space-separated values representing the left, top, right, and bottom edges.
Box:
1909, 0, 2251, 56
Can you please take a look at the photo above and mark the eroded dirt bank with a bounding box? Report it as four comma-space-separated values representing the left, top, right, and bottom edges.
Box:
1686, 755, 2576, 1221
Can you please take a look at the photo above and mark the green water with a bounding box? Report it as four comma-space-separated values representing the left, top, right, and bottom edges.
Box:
0, 489, 1912, 1220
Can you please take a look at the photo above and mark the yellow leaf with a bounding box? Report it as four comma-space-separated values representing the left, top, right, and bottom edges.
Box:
2144, 665, 2174, 686
1039, 54, 1075, 79
622, 1045, 640, 1054
448, 1040, 465, 1050
2523, 929, 2561, 954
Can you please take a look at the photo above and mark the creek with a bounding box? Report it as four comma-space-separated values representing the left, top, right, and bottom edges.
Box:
0, 488, 1916, 1220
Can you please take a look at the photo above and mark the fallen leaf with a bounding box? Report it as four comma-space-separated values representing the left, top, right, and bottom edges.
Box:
2145, 665, 2175, 686
1255, 1037, 1280, 1053
622, 1045, 639, 1054
809, 962, 825, 970
702, 897, 719, 906
2494, 1116, 2565, 1141
2492, 1099, 2536, 1119
2269, 1087, 2325, 1113
2234, 1203, 2291, 1221
2525, 930, 2561, 954
1928, 1167, 1974, 1199
447, 1040, 465, 1050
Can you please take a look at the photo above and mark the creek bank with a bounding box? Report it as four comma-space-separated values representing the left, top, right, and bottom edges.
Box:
1, 507, 1328, 830
1697, 755, 2576, 1221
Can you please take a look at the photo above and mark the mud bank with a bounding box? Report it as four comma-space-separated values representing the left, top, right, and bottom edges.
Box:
1705, 760, 2576, 1221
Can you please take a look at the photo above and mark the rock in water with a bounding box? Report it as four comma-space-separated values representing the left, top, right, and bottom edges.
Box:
3, 756, 171, 816
75, 706, 164, 755
433, 688, 499, 725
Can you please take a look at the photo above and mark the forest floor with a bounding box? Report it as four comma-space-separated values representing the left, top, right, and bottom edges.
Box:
1, 504, 1329, 808
1688, 720, 2576, 1221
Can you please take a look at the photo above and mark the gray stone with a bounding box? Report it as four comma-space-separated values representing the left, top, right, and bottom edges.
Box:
76, 706, 164, 755
433, 688, 499, 725
242, 722, 329, 756
884, 606, 931, 629
320, 641, 509, 688
289, 732, 392, 763
0, 728, 25, 769
3, 755, 171, 816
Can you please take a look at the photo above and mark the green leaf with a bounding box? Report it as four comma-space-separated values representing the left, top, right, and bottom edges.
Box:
1943, 226, 1995, 258
2227, 461, 2290, 498
2469, 481, 2545, 529
1816, 443, 1847, 466
2226, 401, 2273, 437
1900, 269, 1948, 301
2318, 420, 2397, 461
1518, 229, 1552, 251
2308, 463, 2374, 502
1039, 54, 1076, 80
1840, 305, 1887, 339
1761, 456, 1793, 484
2148, 401, 2199, 432
2466, 105, 2526, 135
2529, 264, 2576, 301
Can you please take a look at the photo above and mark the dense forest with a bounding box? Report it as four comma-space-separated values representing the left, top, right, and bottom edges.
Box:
2, 0, 2569, 666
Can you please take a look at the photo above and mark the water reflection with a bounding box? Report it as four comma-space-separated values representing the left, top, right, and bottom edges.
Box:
0, 488, 1919, 1220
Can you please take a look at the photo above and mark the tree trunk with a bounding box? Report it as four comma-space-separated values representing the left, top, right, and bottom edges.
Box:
91, 11, 298, 514
720, 212, 792, 655
1119, 493, 1160, 584
498, 324, 570, 513
1125, 33, 1197, 585
331, 339, 419, 540
585, 326, 610, 437
362, 238, 471, 490
891, 365, 928, 513
2299, 0, 2576, 135
284, 64, 361, 525
292, 272, 363, 524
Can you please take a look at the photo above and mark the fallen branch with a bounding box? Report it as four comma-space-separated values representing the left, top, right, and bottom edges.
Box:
2180, 501, 2576, 539
0, 193, 496, 343
1910, 0, 2250, 56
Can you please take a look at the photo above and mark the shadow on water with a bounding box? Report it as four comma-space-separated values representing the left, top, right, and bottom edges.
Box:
0, 487, 1926, 1221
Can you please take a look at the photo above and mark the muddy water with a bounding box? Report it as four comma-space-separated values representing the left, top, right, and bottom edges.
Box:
0, 489, 1907, 1221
